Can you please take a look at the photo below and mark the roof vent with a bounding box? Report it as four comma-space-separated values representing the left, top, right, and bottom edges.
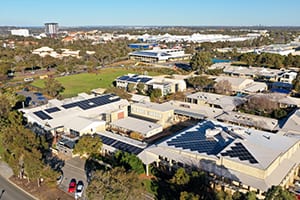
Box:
263, 135, 270, 140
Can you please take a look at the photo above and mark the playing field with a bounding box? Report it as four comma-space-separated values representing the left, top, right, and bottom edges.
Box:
31, 68, 161, 98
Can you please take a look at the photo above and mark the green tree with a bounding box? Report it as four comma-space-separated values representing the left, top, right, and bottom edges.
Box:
180, 191, 199, 200
265, 185, 295, 200
187, 76, 214, 91
105, 87, 132, 100
150, 88, 162, 101
114, 151, 145, 174
190, 52, 212, 73
44, 77, 65, 97
87, 167, 144, 200
136, 83, 145, 94
73, 135, 102, 157
127, 83, 136, 93
171, 168, 190, 186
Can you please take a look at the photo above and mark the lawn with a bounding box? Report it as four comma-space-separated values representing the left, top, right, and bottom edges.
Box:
31, 68, 161, 98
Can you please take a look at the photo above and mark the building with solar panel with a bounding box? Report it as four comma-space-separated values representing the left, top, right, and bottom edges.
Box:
21, 93, 130, 138
140, 120, 300, 196
116, 74, 187, 96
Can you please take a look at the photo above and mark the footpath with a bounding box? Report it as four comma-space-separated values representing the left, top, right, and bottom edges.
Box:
0, 160, 39, 200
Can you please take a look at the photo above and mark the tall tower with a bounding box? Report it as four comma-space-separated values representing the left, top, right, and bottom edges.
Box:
44, 23, 59, 38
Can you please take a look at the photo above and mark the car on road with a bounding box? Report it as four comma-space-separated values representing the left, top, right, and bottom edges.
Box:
24, 77, 34, 82
75, 180, 84, 199
56, 171, 64, 185
68, 178, 76, 193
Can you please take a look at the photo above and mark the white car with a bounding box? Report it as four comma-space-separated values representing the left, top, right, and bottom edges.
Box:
75, 180, 84, 199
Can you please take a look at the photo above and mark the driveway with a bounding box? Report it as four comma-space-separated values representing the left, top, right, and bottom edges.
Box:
59, 157, 88, 199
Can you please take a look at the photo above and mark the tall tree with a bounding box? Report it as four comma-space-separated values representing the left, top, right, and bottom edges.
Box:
265, 186, 295, 200
87, 167, 144, 200
190, 52, 212, 73
73, 135, 102, 158
43, 77, 65, 97
170, 168, 190, 186
214, 80, 233, 95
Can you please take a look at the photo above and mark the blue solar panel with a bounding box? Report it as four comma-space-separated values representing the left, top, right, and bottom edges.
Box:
62, 94, 121, 110
166, 122, 233, 155
98, 134, 143, 155
221, 142, 258, 164
117, 76, 130, 81
45, 107, 60, 113
33, 111, 52, 120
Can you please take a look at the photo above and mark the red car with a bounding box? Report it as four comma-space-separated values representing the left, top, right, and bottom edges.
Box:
68, 178, 76, 193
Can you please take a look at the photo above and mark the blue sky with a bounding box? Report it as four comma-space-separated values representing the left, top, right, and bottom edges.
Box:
1, 0, 299, 26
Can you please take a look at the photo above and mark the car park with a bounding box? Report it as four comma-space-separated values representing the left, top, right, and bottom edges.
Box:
68, 178, 76, 193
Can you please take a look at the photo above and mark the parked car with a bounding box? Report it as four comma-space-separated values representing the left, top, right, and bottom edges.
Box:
75, 180, 84, 199
24, 77, 34, 82
68, 178, 76, 193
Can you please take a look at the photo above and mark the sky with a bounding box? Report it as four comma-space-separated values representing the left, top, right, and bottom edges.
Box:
1, 0, 299, 27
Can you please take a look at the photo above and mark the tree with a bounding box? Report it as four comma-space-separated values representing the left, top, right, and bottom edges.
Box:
86, 167, 144, 200
105, 87, 132, 101
190, 52, 212, 73
136, 83, 145, 95
114, 151, 145, 174
187, 76, 214, 91
214, 80, 232, 95
170, 168, 190, 186
180, 191, 199, 200
150, 88, 162, 101
246, 95, 278, 115
43, 77, 64, 97
73, 135, 102, 158
127, 83, 136, 93
265, 186, 295, 200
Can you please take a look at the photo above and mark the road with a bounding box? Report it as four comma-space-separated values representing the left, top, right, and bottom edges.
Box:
0, 175, 35, 200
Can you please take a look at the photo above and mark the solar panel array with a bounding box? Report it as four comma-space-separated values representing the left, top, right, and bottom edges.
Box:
45, 107, 60, 113
33, 110, 52, 120
62, 94, 121, 110
221, 142, 258, 164
166, 130, 226, 155
117, 75, 152, 83
98, 135, 143, 155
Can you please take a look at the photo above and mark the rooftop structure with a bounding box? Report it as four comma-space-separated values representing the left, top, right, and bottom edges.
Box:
110, 117, 163, 138
142, 120, 300, 193
130, 101, 174, 128
21, 93, 129, 136
185, 92, 246, 111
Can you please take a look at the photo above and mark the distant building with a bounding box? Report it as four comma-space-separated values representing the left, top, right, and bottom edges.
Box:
11, 29, 30, 37
128, 48, 190, 63
128, 43, 158, 49
45, 23, 58, 37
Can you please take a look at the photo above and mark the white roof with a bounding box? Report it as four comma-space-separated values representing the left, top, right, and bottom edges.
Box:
187, 92, 245, 111
110, 117, 162, 135
132, 101, 173, 112
214, 76, 253, 89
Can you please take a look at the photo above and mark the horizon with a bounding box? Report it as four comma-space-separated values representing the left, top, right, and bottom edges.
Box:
1, 0, 300, 27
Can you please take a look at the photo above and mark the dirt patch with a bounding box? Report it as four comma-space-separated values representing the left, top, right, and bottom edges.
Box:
10, 176, 73, 200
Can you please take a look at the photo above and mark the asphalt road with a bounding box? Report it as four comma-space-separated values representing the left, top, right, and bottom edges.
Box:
0, 175, 35, 200
59, 157, 88, 199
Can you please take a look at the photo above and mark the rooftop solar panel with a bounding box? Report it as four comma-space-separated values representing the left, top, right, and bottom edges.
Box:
33, 111, 52, 120
45, 107, 60, 113
62, 94, 121, 110
221, 142, 258, 164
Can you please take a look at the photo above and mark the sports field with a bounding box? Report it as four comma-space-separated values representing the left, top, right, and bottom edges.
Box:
31, 68, 161, 98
